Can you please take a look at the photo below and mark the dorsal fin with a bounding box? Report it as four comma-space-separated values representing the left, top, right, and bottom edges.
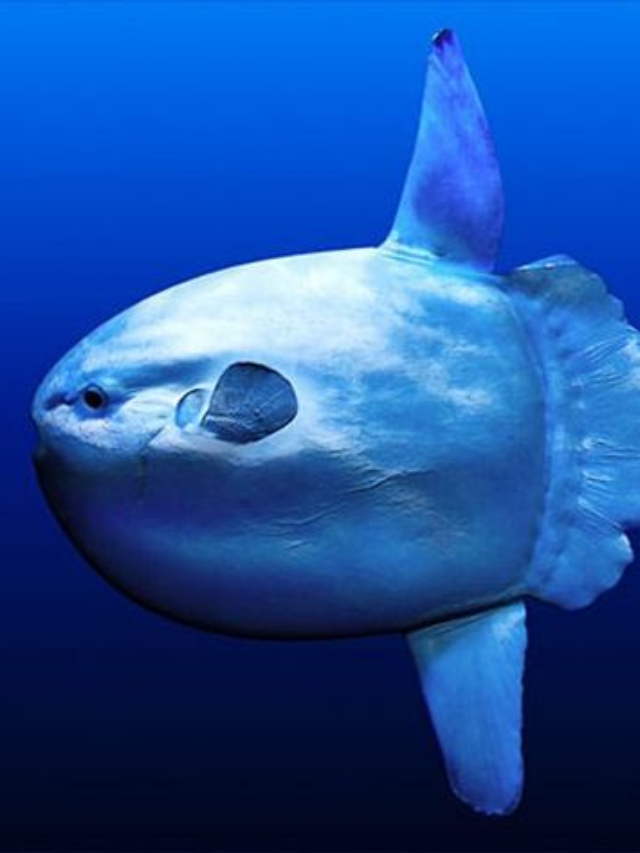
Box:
384, 29, 504, 271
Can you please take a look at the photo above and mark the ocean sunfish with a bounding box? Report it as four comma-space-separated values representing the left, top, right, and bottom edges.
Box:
32, 29, 640, 815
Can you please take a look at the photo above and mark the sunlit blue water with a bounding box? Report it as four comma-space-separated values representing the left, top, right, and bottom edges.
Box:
3, 1, 640, 849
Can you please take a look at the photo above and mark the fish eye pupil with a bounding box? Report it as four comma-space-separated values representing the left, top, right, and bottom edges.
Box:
82, 386, 107, 410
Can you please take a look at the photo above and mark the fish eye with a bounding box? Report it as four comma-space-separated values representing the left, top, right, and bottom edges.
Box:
81, 385, 108, 412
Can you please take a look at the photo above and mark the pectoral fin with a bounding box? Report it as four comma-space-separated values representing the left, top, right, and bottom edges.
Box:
201, 362, 298, 444
408, 601, 527, 815
175, 363, 298, 443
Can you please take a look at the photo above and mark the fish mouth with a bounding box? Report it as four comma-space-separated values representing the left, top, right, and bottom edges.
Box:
30, 374, 71, 459
30, 382, 46, 435
31, 386, 49, 471
29, 401, 72, 471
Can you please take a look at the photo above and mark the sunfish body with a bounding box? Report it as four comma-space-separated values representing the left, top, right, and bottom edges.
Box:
32, 30, 640, 815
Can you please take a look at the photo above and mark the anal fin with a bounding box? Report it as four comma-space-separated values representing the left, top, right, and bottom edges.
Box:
408, 601, 527, 815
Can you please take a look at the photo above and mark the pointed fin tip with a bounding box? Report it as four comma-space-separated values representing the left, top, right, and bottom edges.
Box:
430, 29, 464, 75
432, 27, 454, 48
408, 602, 526, 815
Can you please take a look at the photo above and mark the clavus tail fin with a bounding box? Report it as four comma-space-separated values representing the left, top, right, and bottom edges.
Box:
509, 256, 640, 608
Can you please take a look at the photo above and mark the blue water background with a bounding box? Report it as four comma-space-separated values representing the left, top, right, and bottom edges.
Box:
3, 1, 640, 849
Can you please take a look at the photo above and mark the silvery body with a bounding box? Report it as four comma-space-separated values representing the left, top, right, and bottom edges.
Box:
32, 30, 640, 816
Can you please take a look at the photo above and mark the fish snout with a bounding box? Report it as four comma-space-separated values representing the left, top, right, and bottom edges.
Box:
31, 375, 68, 474
31, 375, 56, 438
31, 364, 76, 440
32, 384, 67, 428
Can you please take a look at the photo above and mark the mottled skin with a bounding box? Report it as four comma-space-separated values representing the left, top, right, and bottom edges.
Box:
33, 247, 545, 638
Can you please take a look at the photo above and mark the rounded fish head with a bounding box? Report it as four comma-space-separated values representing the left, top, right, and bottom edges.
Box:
32, 248, 545, 638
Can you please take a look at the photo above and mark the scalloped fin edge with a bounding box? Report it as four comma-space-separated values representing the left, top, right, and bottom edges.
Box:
509, 255, 640, 608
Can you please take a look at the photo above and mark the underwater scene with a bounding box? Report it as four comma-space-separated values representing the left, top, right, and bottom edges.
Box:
4, 1, 640, 850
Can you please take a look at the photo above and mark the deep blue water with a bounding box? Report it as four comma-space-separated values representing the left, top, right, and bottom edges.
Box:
3, 1, 640, 849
